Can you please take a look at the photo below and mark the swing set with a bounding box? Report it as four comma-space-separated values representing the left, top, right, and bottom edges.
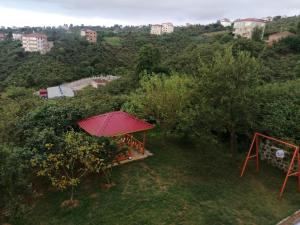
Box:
240, 132, 300, 198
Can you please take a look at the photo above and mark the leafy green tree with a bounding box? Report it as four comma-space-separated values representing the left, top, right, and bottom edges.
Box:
296, 21, 300, 34
252, 27, 264, 41
0, 86, 40, 143
17, 102, 85, 151
31, 131, 119, 202
255, 80, 300, 142
0, 145, 32, 222
135, 44, 161, 76
167, 43, 225, 76
123, 74, 194, 132
232, 38, 265, 58
4, 56, 74, 88
196, 47, 262, 154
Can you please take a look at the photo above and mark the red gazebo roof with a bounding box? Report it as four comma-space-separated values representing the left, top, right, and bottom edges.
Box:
78, 111, 154, 137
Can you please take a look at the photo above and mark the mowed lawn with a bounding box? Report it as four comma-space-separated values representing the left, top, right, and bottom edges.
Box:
23, 136, 300, 225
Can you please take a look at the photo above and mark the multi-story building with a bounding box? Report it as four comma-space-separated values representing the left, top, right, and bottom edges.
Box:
151, 23, 174, 35
80, 29, 97, 43
150, 24, 162, 35
233, 18, 266, 39
220, 18, 232, 27
22, 33, 51, 54
12, 33, 23, 41
0, 33, 5, 41
162, 23, 174, 33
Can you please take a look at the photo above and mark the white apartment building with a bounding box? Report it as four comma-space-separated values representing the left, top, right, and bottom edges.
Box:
151, 23, 174, 35
150, 24, 162, 35
22, 33, 51, 54
233, 18, 266, 39
12, 33, 23, 41
162, 23, 174, 33
220, 18, 232, 27
80, 30, 87, 37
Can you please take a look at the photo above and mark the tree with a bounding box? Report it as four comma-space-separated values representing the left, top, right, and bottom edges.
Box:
0, 86, 40, 144
31, 131, 120, 203
255, 80, 300, 142
196, 47, 262, 154
252, 27, 264, 41
232, 38, 265, 58
17, 102, 85, 152
0, 145, 31, 222
123, 74, 194, 133
135, 44, 161, 76
296, 21, 300, 34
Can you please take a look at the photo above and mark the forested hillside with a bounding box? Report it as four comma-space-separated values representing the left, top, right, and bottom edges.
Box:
1, 16, 300, 224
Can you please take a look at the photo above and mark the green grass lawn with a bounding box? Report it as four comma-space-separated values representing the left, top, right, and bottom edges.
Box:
22, 136, 300, 225
103, 37, 122, 46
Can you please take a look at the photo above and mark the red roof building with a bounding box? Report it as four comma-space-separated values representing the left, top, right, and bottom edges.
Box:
78, 111, 154, 157
78, 111, 154, 137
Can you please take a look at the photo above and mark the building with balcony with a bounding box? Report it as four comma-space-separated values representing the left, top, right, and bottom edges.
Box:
22, 33, 51, 54
150, 24, 162, 35
233, 18, 266, 39
80, 29, 97, 43
151, 23, 174, 35
162, 23, 174, 33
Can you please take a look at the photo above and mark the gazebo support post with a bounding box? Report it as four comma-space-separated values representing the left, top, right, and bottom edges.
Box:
142, 132, 146, 154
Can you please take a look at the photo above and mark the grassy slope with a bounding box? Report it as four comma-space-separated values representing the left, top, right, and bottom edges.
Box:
24, 136, 300, 225
103, 37, 122, 46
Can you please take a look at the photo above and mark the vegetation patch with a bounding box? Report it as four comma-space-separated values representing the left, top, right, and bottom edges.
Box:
103, 37, 122, 46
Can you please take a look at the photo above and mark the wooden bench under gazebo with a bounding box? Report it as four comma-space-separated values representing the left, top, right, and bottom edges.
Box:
78, 111, 154, 163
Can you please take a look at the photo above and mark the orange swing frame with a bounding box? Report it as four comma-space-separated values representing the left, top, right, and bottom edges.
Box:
240, 132, 300, 198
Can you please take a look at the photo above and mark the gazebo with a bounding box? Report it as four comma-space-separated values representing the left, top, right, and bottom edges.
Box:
78, 111, 154, 161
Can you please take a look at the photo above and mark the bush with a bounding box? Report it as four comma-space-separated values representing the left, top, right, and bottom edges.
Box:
17, 102, 85, 152
0, 145, 32, 223
255, 80, 300, 142
123, 73, 195, 133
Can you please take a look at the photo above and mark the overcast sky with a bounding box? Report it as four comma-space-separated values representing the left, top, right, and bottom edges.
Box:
0, 0, 299, 27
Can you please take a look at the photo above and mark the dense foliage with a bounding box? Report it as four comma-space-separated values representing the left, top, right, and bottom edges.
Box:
1, 16, 300, 222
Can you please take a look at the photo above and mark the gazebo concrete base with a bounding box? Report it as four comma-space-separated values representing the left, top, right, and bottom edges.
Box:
113, 149, 153, 166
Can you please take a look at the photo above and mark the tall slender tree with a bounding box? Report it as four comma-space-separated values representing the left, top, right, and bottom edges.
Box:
196, 47, 262, 155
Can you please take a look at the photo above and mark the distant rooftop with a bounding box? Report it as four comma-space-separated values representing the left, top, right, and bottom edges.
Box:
221, 18, 231, 22
23, 33, 47, 38
82, 29, 96, 33
234, 18, 266, 23
47, 86, 74, 99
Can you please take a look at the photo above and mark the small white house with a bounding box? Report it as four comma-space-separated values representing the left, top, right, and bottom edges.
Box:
220, 18, 232, 27
47, 86, 75, 99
